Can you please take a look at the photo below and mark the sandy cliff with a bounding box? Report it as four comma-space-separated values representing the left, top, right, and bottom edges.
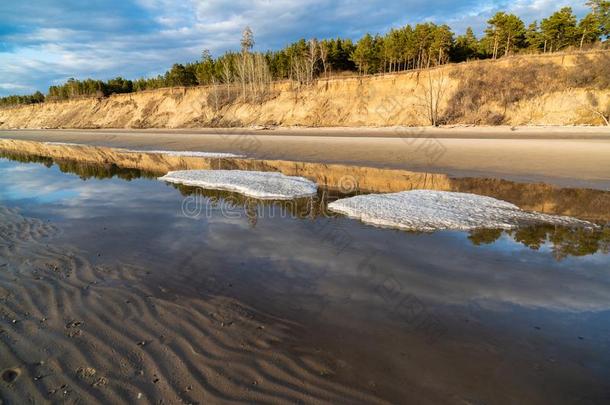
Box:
1, 52, 609, 129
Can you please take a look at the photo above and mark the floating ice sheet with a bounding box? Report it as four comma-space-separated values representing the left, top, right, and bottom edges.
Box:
159, 170, 317, 200
328, 190, 595, 231
126, 149, 243, 158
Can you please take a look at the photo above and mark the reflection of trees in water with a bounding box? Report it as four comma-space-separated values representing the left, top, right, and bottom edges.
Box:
548, 226, 610, 260
0, 150, 53, 167
0, 150, 161, 180
54, 160, 160, 181
175, 183, 610, 258
469, 225, 610, 260
170, 183, 355, 223
4, 149, 608, 258
468, 229, 503, 246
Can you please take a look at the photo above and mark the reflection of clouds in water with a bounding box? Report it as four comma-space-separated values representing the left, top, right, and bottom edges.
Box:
2, 158, 609, 314
2, 165, 39, 172
195, 214, 610, 313
1, 162, 79, 203
0, 160, 172, 218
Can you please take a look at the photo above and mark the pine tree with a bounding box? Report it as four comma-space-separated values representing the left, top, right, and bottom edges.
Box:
484, 12, 525, 58
525, 21, 545, 51
586, 0, 610, 38
578, 13, 602, 49
351, 34, 375, 74
540, 7, 579, 52
452, 27, 479, 62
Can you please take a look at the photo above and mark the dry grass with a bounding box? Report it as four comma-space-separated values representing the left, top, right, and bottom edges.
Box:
443, 53, 610, 125
566, 53, 610, 89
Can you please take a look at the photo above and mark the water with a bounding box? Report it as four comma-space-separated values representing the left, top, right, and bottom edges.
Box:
1, 154, 609, 404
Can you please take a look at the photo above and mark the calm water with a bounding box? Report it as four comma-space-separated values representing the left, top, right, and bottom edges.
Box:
1, 155, 610, 403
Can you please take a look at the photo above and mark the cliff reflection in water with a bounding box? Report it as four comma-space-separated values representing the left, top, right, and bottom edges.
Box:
0, 150, 161, 181
174, 184, 610, 261
1, 149, 609, 260
452, 177, 610, 223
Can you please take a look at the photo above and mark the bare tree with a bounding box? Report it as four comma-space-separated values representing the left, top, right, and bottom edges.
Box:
240, 26, 255, 53
290, 54, 307, 88
220, 58, 233, 96
252, 53, 271, 101
306, 39, 319, 84
236, 53, 248, 98
232, 26, 272, 102
237, 27, 255, 99
210, 76, 220, 112
319, 41, 329, 77
417, 69, 450, 126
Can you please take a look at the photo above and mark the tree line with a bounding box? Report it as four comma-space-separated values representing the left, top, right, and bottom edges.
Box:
1, 1, 609, 108
0, 91, 45, 108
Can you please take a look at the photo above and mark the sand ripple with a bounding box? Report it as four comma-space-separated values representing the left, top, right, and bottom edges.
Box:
0, 207, 383, 404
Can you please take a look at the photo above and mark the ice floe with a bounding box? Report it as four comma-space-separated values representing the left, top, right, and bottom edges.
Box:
159, 170, 317, 200
126, 149, 243, 158
328, 190, 596, 231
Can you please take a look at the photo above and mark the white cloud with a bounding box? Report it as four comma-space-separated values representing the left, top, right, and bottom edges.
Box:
0, 83, 32, 91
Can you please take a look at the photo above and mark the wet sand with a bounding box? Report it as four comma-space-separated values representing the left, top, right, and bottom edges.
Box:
0, 206, 383, 404
1, 127, 609, 189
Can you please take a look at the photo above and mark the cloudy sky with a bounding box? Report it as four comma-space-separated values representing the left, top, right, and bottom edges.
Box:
0, 0, 588, 96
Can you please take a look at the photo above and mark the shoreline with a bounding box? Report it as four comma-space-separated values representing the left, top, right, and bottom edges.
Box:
1, 138, 609, 222
2, 125, 610, 139
1, 127, 609, 190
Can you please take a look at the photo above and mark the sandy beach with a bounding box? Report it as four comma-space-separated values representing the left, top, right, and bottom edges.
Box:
1, 127, 609, 189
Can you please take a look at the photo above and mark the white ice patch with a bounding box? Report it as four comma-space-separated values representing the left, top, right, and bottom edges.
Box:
126, 149, 243, 158
159, 170, 317, 200
42, 143, 243, 158
43, 142, 82, 147
328, 190, 595, 231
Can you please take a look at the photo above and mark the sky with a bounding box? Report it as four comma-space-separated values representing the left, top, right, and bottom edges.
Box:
0, 0, 589, 96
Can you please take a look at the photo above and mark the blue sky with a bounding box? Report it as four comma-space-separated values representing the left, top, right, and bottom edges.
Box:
0, 0, 588, 96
